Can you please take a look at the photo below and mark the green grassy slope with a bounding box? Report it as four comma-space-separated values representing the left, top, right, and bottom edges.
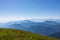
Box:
0, 28, 59, 40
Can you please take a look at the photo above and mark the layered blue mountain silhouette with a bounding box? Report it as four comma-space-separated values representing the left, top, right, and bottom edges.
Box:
0, 19, 60, 38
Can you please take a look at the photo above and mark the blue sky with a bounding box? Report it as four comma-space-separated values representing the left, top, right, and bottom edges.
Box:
0, 0, 60, 22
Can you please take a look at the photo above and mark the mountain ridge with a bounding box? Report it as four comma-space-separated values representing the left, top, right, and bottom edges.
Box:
0, 19, 60, 38
0, 28, 59, 40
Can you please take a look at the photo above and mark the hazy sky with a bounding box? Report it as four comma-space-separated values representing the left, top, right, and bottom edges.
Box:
0, 0, 60, 23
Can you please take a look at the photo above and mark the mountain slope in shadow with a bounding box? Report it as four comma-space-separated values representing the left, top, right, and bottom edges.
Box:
49, 32, 60, 39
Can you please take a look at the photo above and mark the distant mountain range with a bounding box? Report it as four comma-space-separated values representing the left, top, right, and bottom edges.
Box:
0, 19, 60, 38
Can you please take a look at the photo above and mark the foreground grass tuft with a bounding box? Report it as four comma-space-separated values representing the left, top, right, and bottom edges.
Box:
0, 28, 59, 40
